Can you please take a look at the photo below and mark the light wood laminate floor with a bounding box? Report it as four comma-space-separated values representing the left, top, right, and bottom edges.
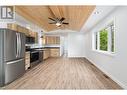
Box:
3, 58, 122, 89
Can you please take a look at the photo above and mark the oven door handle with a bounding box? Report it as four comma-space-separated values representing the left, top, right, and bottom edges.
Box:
31, 51, 39, 53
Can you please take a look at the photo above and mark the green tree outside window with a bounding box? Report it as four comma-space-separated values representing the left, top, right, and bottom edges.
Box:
100, 29, 108, 51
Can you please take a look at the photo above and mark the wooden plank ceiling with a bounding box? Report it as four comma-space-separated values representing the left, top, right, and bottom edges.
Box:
15, 6, 95, 32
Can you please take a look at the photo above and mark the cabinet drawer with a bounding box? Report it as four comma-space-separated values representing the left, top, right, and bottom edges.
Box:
25, 56, 30, 59
25, 63, 30, 67
25, 52, 30, 58
25, 59, 30, 63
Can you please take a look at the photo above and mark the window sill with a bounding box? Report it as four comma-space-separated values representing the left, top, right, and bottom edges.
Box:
92, 50, 116, 57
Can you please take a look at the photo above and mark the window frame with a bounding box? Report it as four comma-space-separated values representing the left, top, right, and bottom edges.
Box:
93, 21, 115, 55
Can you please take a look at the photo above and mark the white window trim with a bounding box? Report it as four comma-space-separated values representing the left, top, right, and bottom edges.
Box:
97, 31, 100, 51
92, 49, 115, 57
107, 26, 111, 52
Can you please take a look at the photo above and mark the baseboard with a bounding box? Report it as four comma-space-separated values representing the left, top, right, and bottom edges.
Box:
68, 56, 86, 58
85, 57, 127, 89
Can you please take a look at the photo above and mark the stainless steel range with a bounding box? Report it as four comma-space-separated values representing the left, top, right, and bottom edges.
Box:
25, 47, 43, 68
30, 50, 40, 67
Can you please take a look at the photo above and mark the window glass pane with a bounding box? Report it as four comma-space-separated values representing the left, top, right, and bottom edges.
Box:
100, 29, 108, 51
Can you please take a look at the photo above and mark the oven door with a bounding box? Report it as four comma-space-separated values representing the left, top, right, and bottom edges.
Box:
30, 51, 39, 63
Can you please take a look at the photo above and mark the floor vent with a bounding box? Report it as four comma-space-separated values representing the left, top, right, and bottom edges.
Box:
103, 74, 110, 79
90, 63, 95, 66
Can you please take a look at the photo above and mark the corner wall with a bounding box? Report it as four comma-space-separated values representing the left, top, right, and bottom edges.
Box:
68, 33, 86, 57
84, 7, 127, 89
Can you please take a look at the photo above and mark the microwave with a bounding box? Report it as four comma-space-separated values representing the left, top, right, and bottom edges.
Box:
26, 36, 35, 44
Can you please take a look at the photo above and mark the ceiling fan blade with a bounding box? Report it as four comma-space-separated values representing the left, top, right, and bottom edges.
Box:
63, 22, 69, 24
48, 17, 56, 21
60, 17, 65, 21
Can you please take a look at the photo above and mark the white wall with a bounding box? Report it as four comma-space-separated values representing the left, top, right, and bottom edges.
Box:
0, 17, 15, 28
60, 35, 68, 56
0, 23, 7, 28
68, 33, 86, 57
84, 6, 127, 89
43, 29, 86, 57
60, 36, 64, 56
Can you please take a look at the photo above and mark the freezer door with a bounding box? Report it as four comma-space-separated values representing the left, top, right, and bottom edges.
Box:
5, 58, 25, 84
18, 33, 25, 58
4, 30, 17, 62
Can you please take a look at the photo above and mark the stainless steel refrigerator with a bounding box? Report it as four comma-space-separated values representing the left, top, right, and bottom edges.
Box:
0, 29, 25, 86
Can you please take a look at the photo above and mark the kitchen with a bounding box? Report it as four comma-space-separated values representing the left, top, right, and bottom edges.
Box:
0, 24, 61, 86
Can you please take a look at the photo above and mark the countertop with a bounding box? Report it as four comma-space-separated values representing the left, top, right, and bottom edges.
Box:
30, 44, 60, 49
43, 47, 60, 49
25, 47, 60, 52
33, 47, 60, 51
25, 51, 30, 53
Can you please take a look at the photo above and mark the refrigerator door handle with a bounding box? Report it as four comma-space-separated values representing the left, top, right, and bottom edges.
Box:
19, 33, 21, 57
18, 33, 20, 57
16, 33, 18, 58
6, 59, 24, 65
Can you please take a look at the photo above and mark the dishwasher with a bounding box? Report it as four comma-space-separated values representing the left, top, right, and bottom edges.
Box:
39, 50, 43, 62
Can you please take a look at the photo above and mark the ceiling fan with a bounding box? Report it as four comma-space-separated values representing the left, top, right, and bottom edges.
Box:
48, 17, 69, 27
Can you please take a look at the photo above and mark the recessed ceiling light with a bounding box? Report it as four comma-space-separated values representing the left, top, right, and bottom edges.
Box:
94, 11, 100, 14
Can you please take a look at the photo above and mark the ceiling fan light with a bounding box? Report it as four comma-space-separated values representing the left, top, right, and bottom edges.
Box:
56, 22, 61, 26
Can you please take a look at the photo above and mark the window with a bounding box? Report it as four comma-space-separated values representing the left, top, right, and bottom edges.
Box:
93, 22, 115, 53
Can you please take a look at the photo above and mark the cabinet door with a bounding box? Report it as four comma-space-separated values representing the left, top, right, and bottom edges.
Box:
42, 36, 46, 45
52, 37, 55, 44
49, 37, 52, 44
45, 36, 60, 45
25, 52, 30, 70
45, 36, 49, 44
28, 30, 32, 37
24, 28, 29, 36
35, 32, 38, 43
17, 25, 23, 33
43, 49, 50, 60
7, 23, 18, 31
21, 27, 26, 34
50, 49, 60, 57
56, 37, 60, 44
